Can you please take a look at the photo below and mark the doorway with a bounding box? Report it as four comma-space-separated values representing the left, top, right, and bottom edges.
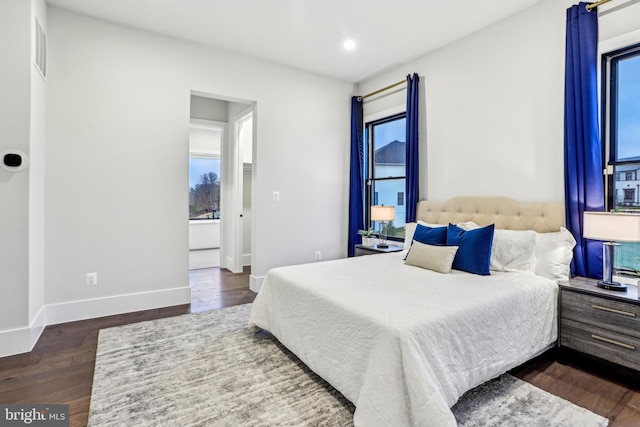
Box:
188, 93, 255, 275
188, 119, 224, 269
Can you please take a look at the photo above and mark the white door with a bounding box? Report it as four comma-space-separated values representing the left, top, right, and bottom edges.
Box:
222, 107, 253, 273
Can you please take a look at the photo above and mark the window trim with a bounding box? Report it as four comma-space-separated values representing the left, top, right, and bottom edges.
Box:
364, 112, 406, 241
599, 31, 640, 271
600, 31, 640, 211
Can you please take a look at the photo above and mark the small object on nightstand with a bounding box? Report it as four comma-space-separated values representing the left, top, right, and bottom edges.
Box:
583, 211, 640, 292
370, 205, 395, 249
354, 244, 403, 257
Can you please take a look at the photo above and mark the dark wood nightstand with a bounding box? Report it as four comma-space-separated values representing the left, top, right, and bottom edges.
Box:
354, 244, 403, 257
559, 277, 640, 372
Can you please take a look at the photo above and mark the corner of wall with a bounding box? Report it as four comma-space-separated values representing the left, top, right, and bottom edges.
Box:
249, 275, 263, 293
0, 305, 45, 358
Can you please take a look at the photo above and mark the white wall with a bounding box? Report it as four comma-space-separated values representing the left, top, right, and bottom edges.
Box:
0, 0, 48, 357
45, 8, 353, 310
189, 127, 221, 155
358, 0, 595, 203
191, 95, 228, 122
29, 0, 47, 335
0, 0, 31, 333
189, 221, 220, 250
599, 0, 640, 41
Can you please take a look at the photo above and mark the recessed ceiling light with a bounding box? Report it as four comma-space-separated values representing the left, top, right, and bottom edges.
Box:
343, 40, 356, 50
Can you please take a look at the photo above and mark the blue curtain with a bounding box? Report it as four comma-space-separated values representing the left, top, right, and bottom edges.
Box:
564, 2, 604, 278
405, 73, 420, 223
348, 96, 365, 257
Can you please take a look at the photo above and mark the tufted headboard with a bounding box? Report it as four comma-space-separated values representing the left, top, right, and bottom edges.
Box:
416, 196, 565, 233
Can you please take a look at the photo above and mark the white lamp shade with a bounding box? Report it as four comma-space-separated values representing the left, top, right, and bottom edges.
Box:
371, 205, 395, 222
583, 211, 640, 242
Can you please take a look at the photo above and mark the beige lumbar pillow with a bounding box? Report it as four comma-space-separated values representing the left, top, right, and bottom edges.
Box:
405, 241, 459, 273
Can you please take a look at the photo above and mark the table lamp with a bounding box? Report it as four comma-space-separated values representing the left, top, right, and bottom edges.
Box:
583, 211, 640, 291
371, 205, 395, 249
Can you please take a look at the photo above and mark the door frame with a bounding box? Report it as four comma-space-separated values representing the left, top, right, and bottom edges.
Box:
221, 106, 254, 273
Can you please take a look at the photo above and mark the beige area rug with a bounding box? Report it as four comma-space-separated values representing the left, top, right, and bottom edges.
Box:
89, 304, 609, 426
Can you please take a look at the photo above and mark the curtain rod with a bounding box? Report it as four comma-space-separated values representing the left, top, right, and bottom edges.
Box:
358, 79, 406, 101
587, 0, 613, 11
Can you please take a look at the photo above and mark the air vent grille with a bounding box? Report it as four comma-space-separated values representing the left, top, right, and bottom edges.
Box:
34, 17, 46, 79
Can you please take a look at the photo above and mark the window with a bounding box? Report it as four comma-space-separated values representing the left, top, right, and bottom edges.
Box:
365, 113, 406, 239
189, 157, 220, 220
602, 42, 640, 271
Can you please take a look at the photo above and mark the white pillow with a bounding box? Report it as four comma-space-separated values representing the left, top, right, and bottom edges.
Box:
491, 229, 537, 272
405, 241, 459, 274
535, 227, 576, 281
456, 221, 480, 231
404, 222, 418, 250
451, 222, 537, 272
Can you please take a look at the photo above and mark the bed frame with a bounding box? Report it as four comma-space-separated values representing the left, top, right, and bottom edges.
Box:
416, 196, 565, 233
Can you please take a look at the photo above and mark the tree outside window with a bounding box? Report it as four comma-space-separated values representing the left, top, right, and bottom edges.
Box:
189, 158, 220, 220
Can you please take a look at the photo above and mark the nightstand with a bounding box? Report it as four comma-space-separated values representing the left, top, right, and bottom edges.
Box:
559, 277, 640, 372
354, 244, 403, 257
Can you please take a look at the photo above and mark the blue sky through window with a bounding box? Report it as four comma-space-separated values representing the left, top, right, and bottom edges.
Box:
189, 158, 220, 189
617, 54, 640, 161
373, 118, 406, 151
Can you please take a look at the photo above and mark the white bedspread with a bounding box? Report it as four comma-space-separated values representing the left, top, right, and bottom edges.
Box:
248, 251, 558, 427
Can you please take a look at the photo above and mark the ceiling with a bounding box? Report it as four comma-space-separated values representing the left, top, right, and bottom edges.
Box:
46, 0, 543, 82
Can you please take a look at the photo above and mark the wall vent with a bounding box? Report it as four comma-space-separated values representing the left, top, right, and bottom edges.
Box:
34, 17, 47, 79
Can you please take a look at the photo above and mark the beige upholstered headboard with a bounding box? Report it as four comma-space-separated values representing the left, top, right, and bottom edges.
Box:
416, 196, 565, 233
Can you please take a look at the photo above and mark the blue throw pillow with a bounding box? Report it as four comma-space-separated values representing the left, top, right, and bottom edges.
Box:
412, 224, 447, 246
446, 223, 495, 275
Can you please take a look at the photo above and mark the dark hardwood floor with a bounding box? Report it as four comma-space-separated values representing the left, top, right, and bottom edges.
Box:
0, 266, 254, 427
511, 350, 640, 426
1, 267, 638, 426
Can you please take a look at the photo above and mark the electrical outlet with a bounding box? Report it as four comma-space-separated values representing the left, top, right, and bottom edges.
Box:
315, 251, 322, 261
273, 191, 280, 202
86, 272, 98, 286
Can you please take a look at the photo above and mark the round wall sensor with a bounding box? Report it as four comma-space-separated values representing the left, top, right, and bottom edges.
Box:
1, 149, 29, 172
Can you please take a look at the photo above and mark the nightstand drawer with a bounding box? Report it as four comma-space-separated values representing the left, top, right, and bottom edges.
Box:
561, 290, 640, 339
561, 318, 640, 371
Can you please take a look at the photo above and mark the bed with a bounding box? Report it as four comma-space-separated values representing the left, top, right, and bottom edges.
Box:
249, 196, 575, 426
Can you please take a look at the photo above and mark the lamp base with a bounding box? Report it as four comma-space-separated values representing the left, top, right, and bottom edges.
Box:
376, 243, 389, 249
597, 280, 627, 292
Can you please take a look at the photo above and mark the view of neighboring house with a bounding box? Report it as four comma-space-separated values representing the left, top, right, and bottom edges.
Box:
615, 163, 640, 208
372, 139, 406, 235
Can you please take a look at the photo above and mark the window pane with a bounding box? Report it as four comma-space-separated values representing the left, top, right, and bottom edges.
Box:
615, 53, 640, 161
373, 117, 406, 178
613, 164, 640, 210
613, 166, 639, 278
189, 158, 220, 220
371, 178, 406, 238
616, 242, 640, 272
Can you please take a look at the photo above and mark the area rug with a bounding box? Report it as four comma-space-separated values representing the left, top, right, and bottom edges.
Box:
89, 304, 608, 427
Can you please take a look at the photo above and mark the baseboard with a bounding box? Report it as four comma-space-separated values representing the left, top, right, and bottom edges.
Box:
0, 305, 46, 358
46, 286, 192, 326
249, 275, 264, 293
243, 253, 251, 266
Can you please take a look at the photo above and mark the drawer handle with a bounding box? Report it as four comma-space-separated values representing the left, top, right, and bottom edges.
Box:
592, 304, 636, 317
591, 334, 636, 350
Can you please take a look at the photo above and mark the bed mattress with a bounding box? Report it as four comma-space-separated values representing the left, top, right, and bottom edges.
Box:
249, 251, 558, 426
